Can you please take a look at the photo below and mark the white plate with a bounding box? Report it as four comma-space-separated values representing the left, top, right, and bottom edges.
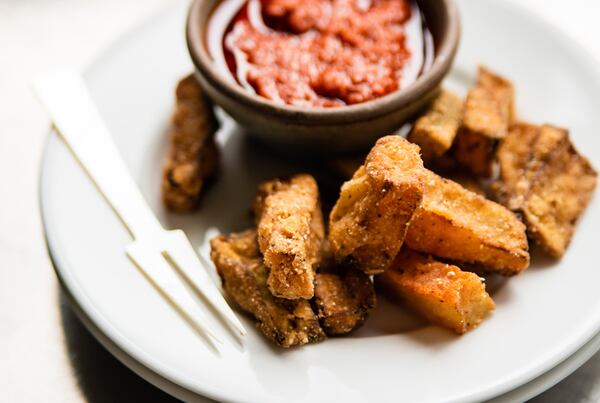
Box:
490, 322, 600, 403
56, 278, 600, 403
40, 0, 600, 401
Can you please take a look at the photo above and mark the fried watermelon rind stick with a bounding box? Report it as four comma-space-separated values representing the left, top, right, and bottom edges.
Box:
162, 74, 220, 212
210, 230, 326, 347
377, 248, 495, 334
495, 123, 597, 257
329, 136, 425, 275
253, 174, 325, 300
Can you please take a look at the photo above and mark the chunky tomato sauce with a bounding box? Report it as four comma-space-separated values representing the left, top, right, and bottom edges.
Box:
208, 0, 433, 107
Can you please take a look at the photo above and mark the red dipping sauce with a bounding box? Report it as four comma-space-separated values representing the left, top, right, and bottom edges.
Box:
207, 0, 433, 107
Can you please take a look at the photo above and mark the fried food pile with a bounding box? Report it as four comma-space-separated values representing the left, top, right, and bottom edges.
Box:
325, 66, 595, 335
328, 135, 507, 334
165, 67, 596, 346
413, 67, 596, 259
210, 230, 326, 347
211, 174, 376, 347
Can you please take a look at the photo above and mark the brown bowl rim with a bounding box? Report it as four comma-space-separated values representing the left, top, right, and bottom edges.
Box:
186, 0, 460, 124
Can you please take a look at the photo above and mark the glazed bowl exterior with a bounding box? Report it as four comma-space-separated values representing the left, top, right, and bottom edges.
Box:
186, 0, 460, 154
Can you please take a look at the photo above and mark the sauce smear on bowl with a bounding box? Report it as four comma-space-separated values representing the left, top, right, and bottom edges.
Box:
208, 0, 433, 107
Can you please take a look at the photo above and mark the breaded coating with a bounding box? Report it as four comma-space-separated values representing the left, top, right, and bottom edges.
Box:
496, 123, 597, 257
405, 170, 529, 275
494, 122, 541, 209
210, 230, 326, 347
162, 75, 220, 212
440, 170, 486, 197
329, 136, 425, 274
377, 248, 495, 334
453, 66, 515, 177
254, 174, 325, 300
314, 267, 376, 335
408, 90, 463, 162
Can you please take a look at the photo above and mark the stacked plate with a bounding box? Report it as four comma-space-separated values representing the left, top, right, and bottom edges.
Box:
40, 0, 600, 401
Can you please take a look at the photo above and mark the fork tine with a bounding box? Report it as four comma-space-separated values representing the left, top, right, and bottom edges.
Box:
126, 240, 224, 345
33, 71, 235, 345
164, 230, 247, 336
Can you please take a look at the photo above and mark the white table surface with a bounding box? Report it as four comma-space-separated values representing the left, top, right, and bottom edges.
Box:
1, 0, 599, 401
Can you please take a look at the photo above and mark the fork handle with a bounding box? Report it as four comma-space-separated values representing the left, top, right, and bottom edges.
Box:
34, 70, 163, 239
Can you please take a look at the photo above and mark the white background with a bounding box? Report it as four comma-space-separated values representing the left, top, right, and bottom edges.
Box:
1, 0, 599, 401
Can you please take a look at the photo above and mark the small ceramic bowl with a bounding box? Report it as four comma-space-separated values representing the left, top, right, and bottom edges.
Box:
187, 0, 460, 154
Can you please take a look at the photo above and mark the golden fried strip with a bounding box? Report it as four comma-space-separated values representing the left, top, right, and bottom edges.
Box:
210, 230, 326, 347
377, 248, 495, 334
329, 136, 425, 274
408, 89, 463, 162
439, 170, 486, 197
495, 123, 568, 210
254, 174, 325, 299
453, 66, 515, 177
314, 267, 376, 335
405, 170, 529, 275
496, 123, 597, 257
162, 74, 220, 212
494, 122, 540, 209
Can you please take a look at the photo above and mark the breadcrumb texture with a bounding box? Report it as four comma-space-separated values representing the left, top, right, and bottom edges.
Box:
405, 170, 529, 275
408, 89, 463, 162
494, 122, 541, 209
496, 123, 597, 257
314, 267, 376, 335
453, 66, 515, 177
329, 136, 425, 274
254, 174, 325, 299
377, 248, 495, 334
439, 170, 486, 197
162, 74, 219, 212
210, 230, 326, 347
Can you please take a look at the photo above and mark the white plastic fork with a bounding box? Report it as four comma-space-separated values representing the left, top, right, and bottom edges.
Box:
33, 70, 246, 344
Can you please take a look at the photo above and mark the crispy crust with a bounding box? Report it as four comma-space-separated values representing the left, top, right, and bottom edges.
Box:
439, 170, 486, 197
408, 89, 463, 162
210, 230, 326, 347
496, 123, 597, 257
254, 174, 325, 299
453, 66, 515, 177
328, 136, 425, 274
314, 267, 376, 335
162, 75, 220, 212
377, 248, 495, 334
494, 122, 541, 209
405, 170, 530, 275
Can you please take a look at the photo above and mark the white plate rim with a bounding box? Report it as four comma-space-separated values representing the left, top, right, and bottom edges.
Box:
38, 0, 600, 401
49, 244, 600, 403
